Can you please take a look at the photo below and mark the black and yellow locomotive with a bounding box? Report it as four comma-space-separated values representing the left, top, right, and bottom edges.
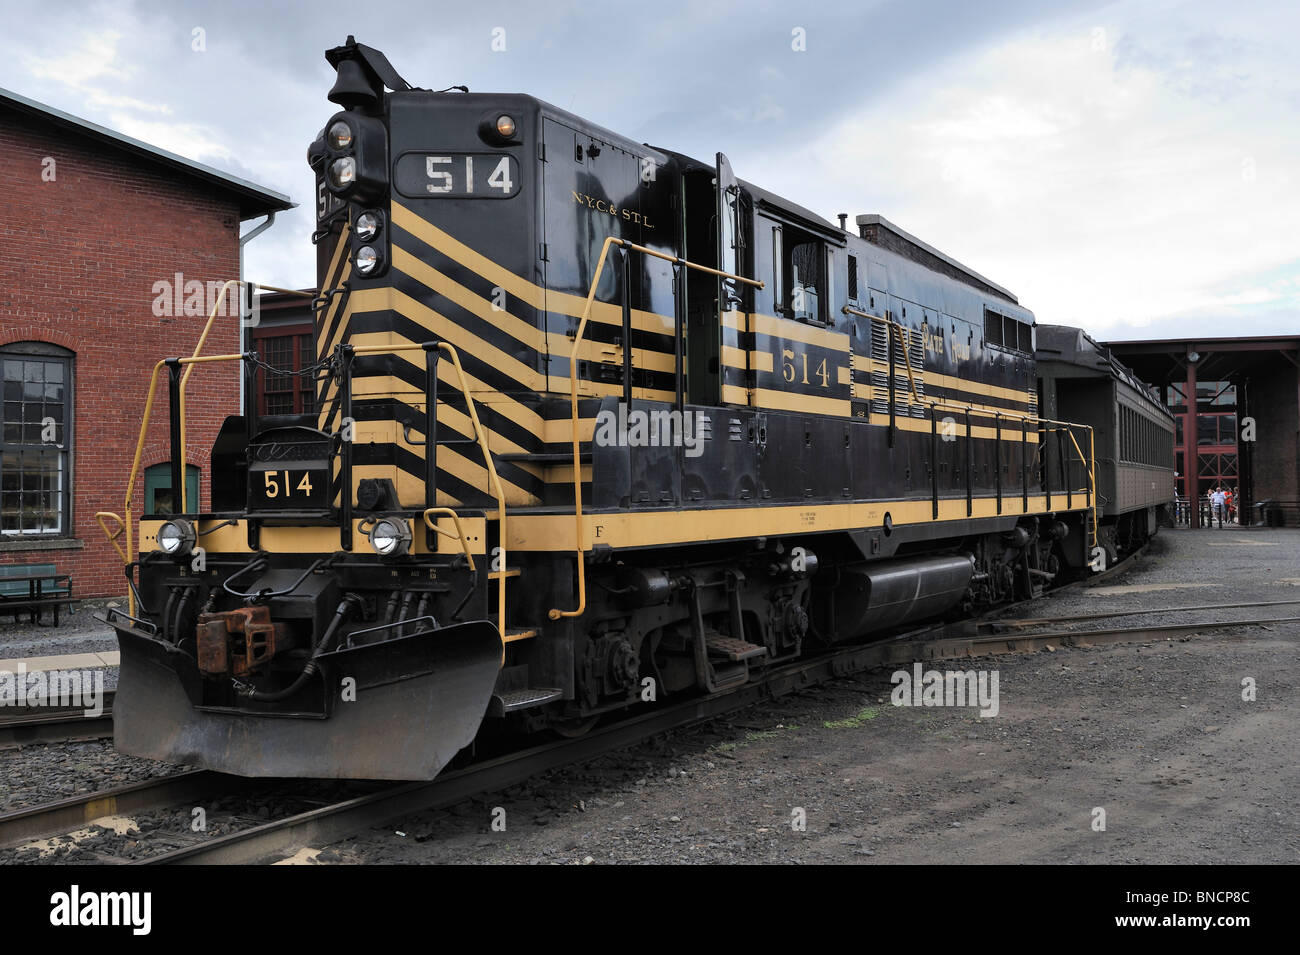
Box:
100, 38, 1170, 780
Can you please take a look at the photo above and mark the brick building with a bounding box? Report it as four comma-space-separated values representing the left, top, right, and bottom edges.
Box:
0, 88, 291, 598
247, 292, 316, 417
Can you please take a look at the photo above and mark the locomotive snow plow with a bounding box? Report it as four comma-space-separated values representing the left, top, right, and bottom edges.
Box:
105, 607, 502, 780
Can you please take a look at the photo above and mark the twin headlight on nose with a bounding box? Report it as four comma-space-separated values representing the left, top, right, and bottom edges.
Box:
318, 112, 388, 277
159, 516, 412, 559
366, 517, 412, 558
350, 210, 384, 275
156, 519, 197, 558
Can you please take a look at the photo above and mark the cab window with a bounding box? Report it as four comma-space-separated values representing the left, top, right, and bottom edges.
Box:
770, 222, 827, 325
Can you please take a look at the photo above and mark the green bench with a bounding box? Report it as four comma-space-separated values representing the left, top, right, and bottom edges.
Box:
0, 563, 75, 626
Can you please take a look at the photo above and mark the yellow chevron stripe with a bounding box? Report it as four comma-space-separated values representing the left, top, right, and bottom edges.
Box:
542, 417, 597, 444
542, 464, 593, 483
375, 435, 540, 506
855, 360, 1033, 406
392, 243, 547, 350
315, 260, 356, 423
719, 345, 746, 370
352, 291, 675, 403
352, 287, 547, 391
392, 245, 677, 376
547, 373, 676, 403
348, 330, 545, 434
322, 223, 351, 297
391, 200, 675, 336
354, 408, 534, 463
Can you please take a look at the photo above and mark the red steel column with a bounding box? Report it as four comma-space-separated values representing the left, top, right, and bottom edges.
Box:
1185, 348, 1199, 529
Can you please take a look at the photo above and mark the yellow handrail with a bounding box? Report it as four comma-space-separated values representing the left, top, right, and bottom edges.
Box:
103, 330, 503, 629
353, 341, 507, 636
108, 351, 244, 614
422, 507, 477, 572
95, 512, 127, 564
1057, 425, 1099, 549
549, 237, 764, 621
178, 281, 316, 513
102, 280, 316, 612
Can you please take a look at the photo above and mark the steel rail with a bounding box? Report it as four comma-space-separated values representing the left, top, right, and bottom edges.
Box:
0, 770, 235, 848
922, 615, 1300, 659
988, 597, 1300, 630
0, 692, 116, 748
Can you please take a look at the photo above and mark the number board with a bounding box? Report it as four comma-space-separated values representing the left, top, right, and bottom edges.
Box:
394, 153, 520, 199
316, 176, 346, 222
250, 467, 330, 511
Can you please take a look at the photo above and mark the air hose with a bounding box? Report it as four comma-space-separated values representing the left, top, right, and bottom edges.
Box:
236, 596, 357, 702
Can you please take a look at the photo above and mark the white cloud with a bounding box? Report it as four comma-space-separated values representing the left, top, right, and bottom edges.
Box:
24, 29, 133, 87
3, 0, 1297, 327
106, 115, 235, 165
740, 11, 1300, 338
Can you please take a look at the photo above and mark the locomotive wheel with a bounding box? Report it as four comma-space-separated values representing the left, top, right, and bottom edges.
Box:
552, 715, 600, 738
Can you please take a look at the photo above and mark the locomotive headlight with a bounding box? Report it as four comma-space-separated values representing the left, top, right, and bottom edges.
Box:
327, 120, 354, 150
355, 245, 379, 274
495, 114, 516, 138
157, 519, 196, 558
355, 211, 381, 241
328, 157, 356, 189
368, 518, 411, 558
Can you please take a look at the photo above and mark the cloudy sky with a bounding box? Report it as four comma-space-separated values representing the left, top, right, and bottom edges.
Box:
3, 0, 1297, 340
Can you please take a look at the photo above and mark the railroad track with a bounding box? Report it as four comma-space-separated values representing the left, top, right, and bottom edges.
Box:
3, 609, 1289, 864
985, 598, 1300, 631
6, 543, 1297, 864
0, 692, 115, 749
137, 602, 1299, 864
0, 543, 1155, 755
0, 770, 235, 855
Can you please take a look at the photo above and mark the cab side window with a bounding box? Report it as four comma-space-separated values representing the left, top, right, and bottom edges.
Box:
769, 222, 828, 325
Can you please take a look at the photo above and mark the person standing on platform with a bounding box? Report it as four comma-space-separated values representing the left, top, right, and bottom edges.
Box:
1211, 486, 1226, 528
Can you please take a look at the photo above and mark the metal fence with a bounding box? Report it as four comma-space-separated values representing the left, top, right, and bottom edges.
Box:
1173, 498, 1300, 527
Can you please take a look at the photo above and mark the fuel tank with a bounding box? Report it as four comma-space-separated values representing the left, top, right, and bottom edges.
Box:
816, 554, 974, 641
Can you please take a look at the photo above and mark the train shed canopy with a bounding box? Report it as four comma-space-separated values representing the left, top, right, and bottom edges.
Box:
1105, 334, 1300, 388
1103, 333, 1300, 528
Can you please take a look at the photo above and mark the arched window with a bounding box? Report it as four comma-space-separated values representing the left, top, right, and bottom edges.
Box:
1, 342, 73, 536
144, 463, 200, 516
